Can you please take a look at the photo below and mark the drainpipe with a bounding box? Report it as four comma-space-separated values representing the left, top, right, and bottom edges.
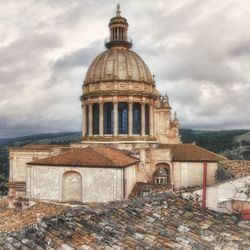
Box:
202, 160, 207, 210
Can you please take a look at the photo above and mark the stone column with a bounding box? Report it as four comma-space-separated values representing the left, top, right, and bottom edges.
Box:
149, 103, 154, 137
99, 102, 104, 136
88, 103, 93, 136
113, 101, 118, 136
141, 103, 145, 137
82, 104, 86, 138
128, 101, 133, 136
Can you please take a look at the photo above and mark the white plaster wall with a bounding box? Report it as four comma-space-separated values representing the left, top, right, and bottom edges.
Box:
27, 165, 130, 203
189, 175, 250, 213
124, 165, 137, 198
173, 162, 218, 189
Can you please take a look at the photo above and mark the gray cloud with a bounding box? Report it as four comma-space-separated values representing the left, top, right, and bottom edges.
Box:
53, 40, 103, 69
0, 0, 250, 138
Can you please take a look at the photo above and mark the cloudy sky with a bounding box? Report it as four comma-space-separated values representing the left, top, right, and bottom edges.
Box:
0, 0, 250, 138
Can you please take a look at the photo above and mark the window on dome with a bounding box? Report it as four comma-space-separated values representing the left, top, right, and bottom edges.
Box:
93, 103, 99, 135
118, 102, 128, 134
104, 103, 113, 134
145, 104, 149, 135
133, 103, 141, 134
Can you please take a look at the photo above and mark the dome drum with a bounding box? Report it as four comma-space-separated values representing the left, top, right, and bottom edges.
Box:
82, 95, 155, 141
81, 5, 179, 144
82, 81, 155, 97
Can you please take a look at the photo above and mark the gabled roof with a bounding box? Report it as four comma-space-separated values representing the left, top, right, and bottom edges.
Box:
160, 144, 226, 162
27, 146, 139, 168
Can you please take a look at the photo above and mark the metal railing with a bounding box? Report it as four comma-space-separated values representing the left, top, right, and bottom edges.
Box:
104, 37, 133, 46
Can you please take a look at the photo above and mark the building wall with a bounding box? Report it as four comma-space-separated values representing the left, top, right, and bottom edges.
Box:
154, 108, 180, 144
186, 175, 250, 213
26, 165, 137, 203
172, 162, 218, 189
9, 146, 69, 183
124, 165, 137, 198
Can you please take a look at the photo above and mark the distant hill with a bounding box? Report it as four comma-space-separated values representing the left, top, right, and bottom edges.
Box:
0, 129, 249, 177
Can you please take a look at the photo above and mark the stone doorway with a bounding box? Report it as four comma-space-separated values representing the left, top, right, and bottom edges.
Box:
62, 171, 82, 202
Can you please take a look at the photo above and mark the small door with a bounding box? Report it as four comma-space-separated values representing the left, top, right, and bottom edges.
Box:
62, 171, 82, 202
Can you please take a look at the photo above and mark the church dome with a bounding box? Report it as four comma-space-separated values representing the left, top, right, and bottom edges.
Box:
84, 47, 154, 85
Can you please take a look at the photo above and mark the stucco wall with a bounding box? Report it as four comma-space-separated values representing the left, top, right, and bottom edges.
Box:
27, 165, 136, 203
173, 162, 218, 189
124, 165, 137, 198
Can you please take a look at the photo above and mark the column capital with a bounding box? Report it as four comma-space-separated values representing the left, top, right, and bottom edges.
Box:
98, 96, 104, 103
128, 96, 134, 104
113, 96, 118, 104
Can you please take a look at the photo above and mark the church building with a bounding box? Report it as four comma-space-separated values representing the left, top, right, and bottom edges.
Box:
8, 5, 225, 206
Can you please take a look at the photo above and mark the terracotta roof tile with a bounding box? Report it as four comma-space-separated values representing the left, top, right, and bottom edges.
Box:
27, 145, 139, 168
220, 160, 250, 178
160, 144, 226, 162
1, 193, 249, 249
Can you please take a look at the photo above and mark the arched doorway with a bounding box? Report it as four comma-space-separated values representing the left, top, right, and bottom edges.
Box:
62, 171, 82, 202
153, 163, 171, 184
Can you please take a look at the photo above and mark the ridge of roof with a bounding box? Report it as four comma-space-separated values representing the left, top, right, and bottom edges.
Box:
27, 145, 139, 168
159, 143, 226, 162
192, 144, 227, 160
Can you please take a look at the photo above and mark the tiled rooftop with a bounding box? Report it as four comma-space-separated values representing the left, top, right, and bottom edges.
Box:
0, 202, 65, 232
27, 145, 139, 168
220, 160, 250, 179
0, 193, 249, 249
161, 144, 226, 162
129, 182, 172, 197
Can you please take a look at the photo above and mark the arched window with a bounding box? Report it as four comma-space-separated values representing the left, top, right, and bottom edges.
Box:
104, 103, 113, 134
153, 163, 171, 184
133, 103, 141, 134
145, 104, 149, 135
118, 102, 128, 134
86, 105, 89, 135
93, 103, 99, 135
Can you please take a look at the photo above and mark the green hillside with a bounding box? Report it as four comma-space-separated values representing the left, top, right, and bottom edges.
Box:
180, 129, 249, 153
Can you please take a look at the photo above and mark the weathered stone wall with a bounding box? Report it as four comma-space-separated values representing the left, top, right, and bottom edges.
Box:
154, 108, 180, 144
27, 165, 136, 203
